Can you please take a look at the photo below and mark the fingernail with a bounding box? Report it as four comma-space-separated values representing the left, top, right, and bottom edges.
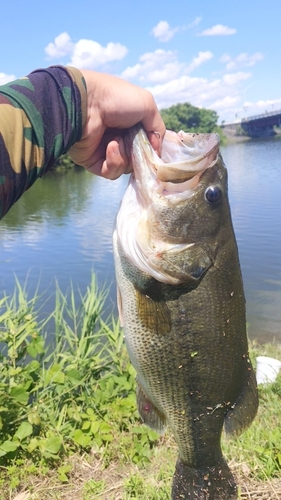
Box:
147, 131, 161, 156
152, 131, 160, 139
113, 137, 123, 155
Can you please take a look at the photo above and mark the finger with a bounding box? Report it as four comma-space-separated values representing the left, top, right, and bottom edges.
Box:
83, 131, 123, 173
140, 92, 166, 156
104, 137, 131, 178
146, 131, 163, 157
87, 137, 130, 180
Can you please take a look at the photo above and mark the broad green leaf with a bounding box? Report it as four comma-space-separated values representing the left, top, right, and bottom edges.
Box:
10, 386, 29, 405
58, 472, 69, 483
58, 464, 72, 483
67, 407, 82, 422
27, 437, 40, 453
58, 464, 72, 474
46, 364, 65, 384
101, 434, 113, 442
94, 436, 103, 448
72, 429, 91, 448
99, 422, 112, 433
14, 421, 33, 441
65, 368, 82, 381
27, 335, 44, 357
0, 440, 18, 453
131, 426, 146, 435
28, 412, 41, 426
90, 421, 100, 435
25, 359, 40, 373
82, 421, 91, 431
45, 436, 62, 454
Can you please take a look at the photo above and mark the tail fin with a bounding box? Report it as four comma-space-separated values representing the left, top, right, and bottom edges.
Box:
172, 457, 237, 499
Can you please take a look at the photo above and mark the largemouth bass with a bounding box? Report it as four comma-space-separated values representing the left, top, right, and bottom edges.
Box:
113, 125, 258, 499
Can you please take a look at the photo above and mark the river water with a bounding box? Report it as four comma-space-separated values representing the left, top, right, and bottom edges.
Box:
0, 137, 281, 343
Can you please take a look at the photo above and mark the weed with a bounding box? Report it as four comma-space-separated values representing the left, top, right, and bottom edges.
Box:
0, 275, 156, 467
83, 478, 105, 498
124, 473, 145, 497
0, 276, 280, 499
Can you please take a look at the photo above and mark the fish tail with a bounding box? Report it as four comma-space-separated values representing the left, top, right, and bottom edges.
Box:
172, 457, 237, 499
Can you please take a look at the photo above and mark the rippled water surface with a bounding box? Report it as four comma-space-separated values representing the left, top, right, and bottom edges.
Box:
0, 136, 281, 342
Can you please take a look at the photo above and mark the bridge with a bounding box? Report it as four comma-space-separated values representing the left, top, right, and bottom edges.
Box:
221, 109, 281, 138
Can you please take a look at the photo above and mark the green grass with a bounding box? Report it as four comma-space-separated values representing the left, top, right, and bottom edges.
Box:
0, 274, 280, 499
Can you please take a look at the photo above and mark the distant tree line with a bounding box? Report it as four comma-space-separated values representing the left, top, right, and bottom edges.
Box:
160, 102, 220, 134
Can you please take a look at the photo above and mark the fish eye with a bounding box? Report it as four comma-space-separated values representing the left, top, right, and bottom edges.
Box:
204, 185, 222, 204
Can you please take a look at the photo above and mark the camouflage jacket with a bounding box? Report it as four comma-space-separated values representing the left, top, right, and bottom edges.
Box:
0, 66, 87, 219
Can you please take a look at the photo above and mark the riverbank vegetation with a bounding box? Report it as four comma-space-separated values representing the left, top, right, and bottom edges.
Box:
51, 154, 76, 171
0, 275, 280, 499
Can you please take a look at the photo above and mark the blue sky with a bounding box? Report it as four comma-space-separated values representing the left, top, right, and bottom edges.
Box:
1, 0, 280, 123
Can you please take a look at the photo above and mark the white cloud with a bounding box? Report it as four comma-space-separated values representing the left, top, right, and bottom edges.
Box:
121, 49, 184, 83
45, 32, 74, 59
45, 33, 128, 69
220, 52, 264, 70
222, 72, 251, 86
187, 17, 202, 29
121, 50, 213, 84
255, 98, 281, 109
0, 73, 16, 85
151, 21, 179, 42
186, 51, 213, 73
210, 95, 240, 111
145, 69, 254, 123
121, 63, 142, 80
70, 39, 128, 68
199, 24, 237, 36
146, 75, 218, 110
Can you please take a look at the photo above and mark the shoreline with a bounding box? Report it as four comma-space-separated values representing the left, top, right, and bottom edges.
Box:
221, 125, 281, 144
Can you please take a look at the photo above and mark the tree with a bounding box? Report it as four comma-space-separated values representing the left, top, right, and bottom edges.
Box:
160, 102, 219, 134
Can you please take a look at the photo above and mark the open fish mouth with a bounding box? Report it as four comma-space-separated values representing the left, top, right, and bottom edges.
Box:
125, 126, 220, 200
153, 129, 220, 182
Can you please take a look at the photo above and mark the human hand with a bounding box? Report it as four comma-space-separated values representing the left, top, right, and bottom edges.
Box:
69, 70, 166, 180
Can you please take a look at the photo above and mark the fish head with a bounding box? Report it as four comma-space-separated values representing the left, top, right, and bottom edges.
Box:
117, 125, 231, 285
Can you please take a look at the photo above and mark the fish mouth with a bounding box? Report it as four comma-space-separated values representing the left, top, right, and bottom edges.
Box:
155, 130, 220, 183
126, 126, 220, 200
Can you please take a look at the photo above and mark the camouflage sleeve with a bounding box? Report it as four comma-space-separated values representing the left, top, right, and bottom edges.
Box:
0, 65, 87, 219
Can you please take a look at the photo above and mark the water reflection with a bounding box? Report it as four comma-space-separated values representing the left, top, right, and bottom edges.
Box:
0, 137, 281, 343
1, 168, 89, 228
0, 168, 128, 321
221, 136, 281, 342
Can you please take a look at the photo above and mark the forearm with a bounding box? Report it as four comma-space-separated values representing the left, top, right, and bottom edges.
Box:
0, 66, 87, 218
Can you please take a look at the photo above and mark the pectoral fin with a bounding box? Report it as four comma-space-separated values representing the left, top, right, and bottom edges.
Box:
135, 286, 171, 335
137, 381, 166, 433
224, 359, 259, 437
